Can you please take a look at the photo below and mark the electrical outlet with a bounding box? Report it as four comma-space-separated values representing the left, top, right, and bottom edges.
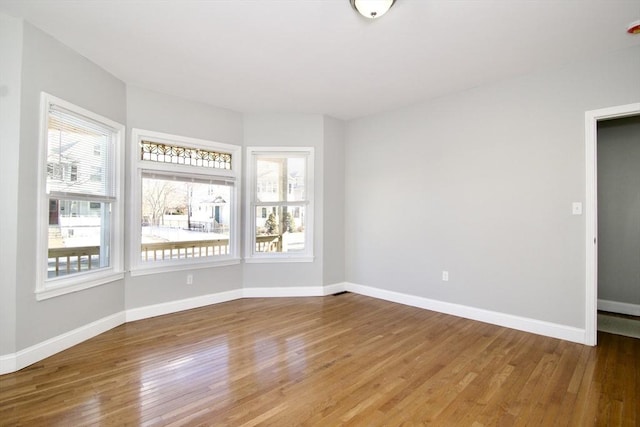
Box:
442, 271, 449, 282
187, 274, 193, 285
572, 202, 583, 215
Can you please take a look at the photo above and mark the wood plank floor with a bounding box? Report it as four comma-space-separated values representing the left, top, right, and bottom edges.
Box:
1, 293, 638, 426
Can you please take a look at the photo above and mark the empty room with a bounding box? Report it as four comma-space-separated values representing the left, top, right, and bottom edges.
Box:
0, 0, 639, 425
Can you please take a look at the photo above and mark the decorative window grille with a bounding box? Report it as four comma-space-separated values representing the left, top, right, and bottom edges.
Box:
140, 141, 232, 170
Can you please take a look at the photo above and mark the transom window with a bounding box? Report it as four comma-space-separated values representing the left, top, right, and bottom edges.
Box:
140, 140, 231, 169
37, 93, 125, 299
131, 129, 241, 275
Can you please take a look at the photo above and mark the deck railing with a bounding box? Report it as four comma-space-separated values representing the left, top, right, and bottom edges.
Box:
48, 246, 100, 277
48, 234, 283, 277
141, 238, 230, 261
255, 234, 282, 252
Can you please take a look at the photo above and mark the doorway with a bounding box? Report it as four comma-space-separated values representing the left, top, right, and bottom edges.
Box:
585, 103, 640, 345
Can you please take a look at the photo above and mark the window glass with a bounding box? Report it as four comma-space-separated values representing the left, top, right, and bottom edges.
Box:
38, 93, 124, 298
48, 199, 110, 278
256, 157, 306, 202
47, 107, 113, 197
247, 148, 313, 260
255, 206, 306, 253
141, 176, 232, 262
131, 129, 240, 273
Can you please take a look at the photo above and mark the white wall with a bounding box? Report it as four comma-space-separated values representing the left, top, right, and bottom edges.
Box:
345, 45, 640, 329
597, 115, 640, 308
0, 13, 23, 356
15, 22, 127, 349
125, 86, 244, 310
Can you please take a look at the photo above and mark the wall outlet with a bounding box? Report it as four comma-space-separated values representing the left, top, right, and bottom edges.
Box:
572, 202, 583, 215
186, 274, 193, 285
442, 271, 449, 281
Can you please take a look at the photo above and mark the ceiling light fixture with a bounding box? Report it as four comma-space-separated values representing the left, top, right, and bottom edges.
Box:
350, 0, 396, 19
627, 20, 640, 34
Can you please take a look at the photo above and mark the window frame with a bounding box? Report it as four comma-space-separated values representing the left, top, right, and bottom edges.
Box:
130, 129, 241, 276
36, 92, 125, 300
245, 146, 314, 263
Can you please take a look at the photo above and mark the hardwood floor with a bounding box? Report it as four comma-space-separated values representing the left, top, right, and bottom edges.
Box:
1, 293, 638, 426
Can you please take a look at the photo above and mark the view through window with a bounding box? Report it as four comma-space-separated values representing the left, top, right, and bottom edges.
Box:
132, 132, 240, 271
247, 148, 313, 259
40, 93, 124, 294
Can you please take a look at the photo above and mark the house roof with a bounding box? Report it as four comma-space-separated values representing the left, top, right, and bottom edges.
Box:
1, 0, 639, 119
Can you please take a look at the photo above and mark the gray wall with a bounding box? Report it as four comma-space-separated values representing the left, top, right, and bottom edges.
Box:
597, 116, 640, 307
0, 13, 23, 355
345, 45, 640, 329
322, 116, 346, 285
125, 85, 244, 309
3, 12, 638, 360
15, 22, 127, 349
242, 113, 325, 288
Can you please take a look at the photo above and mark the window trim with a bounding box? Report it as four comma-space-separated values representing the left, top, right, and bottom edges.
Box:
36, 92, 125, 300
130, 128, 241, 275
245, 146, 314, 263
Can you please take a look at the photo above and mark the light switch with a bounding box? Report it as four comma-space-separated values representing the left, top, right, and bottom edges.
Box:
572, 202, 582, 215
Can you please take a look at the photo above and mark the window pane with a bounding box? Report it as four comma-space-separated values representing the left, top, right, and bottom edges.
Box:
255, 206, 305, 253
256, 157, 305, 203
47, 106, 113, 197
141, 176, 232, 262
48, 199, 110, 278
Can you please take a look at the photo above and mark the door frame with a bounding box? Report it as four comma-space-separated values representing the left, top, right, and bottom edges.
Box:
584, 102, 640, 346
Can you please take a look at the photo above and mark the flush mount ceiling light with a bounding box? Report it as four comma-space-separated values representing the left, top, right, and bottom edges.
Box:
350, 0, 396, 19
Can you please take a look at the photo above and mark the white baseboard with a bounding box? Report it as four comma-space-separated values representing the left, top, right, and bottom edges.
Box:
126, 284, 349, 323
598, 299, 640, 316
344, 282, 586, 344
0, 311, 125, 375
323, 282, 348, 295
1, 281, 585, 375
126, 289, 243, 322
243, 283, 347, 298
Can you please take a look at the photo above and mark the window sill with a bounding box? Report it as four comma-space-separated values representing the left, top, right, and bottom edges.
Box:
36, 270, 125, 301
130, 257, 241, 277
244, 256, 314, 264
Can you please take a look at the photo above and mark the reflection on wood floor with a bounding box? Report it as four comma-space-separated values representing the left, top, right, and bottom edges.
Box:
1, 294, 638, 425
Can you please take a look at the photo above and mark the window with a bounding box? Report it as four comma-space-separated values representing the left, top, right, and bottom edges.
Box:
131, 129, 240, 274
37, 93, 124, 299
246, 147, 314, 262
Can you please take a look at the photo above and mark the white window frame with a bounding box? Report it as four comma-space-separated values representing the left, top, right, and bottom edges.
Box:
130, 129, 241, 276
36, 93, 125, 300
245, 147, 314, 263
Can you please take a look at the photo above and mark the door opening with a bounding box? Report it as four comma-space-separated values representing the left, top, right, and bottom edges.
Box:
584, 103, 640, 346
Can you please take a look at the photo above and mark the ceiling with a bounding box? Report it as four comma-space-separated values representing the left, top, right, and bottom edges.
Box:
1, 0, 639, 120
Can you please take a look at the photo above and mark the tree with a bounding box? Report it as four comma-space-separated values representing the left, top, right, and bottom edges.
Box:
265, 212, 278, 234
142, 179, 183, 226
284, 212, 295, 233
